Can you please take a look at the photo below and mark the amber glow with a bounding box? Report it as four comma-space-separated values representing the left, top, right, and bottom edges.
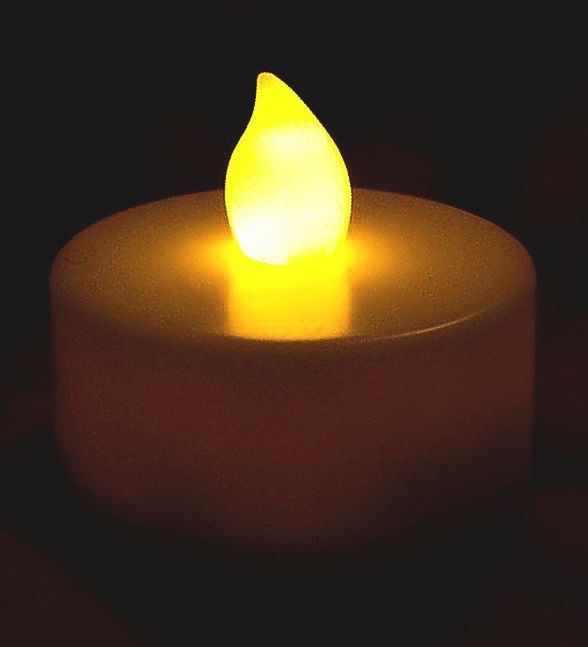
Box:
225, 72, 351, 265
225, 242, 351, 339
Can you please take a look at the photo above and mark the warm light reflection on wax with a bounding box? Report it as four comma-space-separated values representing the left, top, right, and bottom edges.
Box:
224, 241, 351, 340
225, 72, 351, 265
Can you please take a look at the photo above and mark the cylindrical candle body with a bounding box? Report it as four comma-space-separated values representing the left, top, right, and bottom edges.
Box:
51, 190, 535, 561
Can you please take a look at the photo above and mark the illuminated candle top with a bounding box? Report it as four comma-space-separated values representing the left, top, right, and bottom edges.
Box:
225, 72, 351, 265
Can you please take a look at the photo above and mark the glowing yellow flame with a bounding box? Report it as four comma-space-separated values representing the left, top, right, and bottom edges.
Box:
225, 72, 351, 265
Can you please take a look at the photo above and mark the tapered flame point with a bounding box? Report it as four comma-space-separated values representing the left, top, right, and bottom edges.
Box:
225, 72, 351, 265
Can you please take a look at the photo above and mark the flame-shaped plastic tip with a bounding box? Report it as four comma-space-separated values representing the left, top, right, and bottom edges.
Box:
225, 72, 351, 265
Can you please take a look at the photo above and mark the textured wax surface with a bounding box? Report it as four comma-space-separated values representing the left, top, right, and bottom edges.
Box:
51, 190, 535, 344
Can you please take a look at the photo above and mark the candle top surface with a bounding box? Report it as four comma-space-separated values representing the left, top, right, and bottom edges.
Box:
51, 190, 535, 347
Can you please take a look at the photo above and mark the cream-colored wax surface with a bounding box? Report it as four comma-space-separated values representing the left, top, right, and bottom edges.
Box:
51, 190, 535, 561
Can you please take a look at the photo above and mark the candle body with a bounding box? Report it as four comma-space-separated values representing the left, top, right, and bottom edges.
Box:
51, 190, 535, 561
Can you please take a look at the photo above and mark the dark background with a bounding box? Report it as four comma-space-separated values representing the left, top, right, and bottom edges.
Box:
3, 2, 588, 644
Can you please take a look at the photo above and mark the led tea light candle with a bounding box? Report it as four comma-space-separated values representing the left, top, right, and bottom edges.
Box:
51, 73, 535, 563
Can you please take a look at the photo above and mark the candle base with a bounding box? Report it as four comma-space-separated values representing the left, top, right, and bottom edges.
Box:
51, 190, 535, 563
69, 466, 530, 576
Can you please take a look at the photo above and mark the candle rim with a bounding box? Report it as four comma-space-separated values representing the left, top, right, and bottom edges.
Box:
51, 189, 535, 348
